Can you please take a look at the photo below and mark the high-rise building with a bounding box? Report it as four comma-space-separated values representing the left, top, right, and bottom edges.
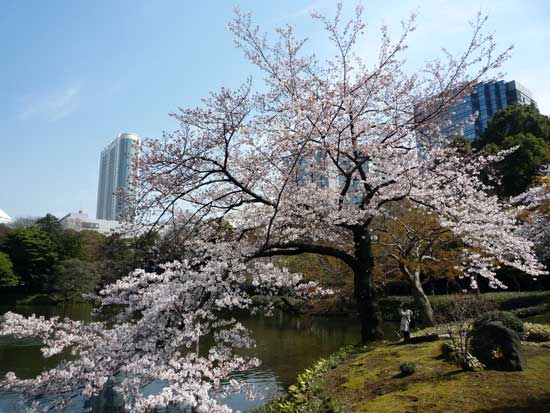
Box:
442, 80, 536, 141
96, 133, 140, 221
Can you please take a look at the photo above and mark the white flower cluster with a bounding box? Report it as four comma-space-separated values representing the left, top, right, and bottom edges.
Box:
512, 167, 550, 264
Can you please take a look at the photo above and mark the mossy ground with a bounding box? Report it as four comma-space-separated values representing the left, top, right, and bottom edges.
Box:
319, 341, 550, 412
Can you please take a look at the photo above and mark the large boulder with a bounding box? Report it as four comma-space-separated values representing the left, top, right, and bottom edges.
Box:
470, 321, 525, 371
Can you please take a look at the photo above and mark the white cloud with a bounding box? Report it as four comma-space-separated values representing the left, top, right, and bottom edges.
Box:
18, 83, 82, 122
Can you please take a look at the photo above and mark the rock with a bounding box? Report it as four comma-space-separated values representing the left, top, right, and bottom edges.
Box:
470, 321, 525, 371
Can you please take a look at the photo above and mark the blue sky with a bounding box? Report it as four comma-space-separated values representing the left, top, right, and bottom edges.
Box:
1, 0, 549, 219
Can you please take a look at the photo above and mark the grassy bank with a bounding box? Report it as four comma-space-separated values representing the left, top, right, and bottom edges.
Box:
260, 339, 550, 413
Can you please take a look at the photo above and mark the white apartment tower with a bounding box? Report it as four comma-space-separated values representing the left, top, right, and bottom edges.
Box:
96, 133, 140, 221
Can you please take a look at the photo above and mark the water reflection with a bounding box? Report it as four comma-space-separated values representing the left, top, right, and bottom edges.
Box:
0, 303, 366, 412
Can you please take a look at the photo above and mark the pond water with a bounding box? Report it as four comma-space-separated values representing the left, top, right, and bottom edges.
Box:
0, 302, 402, 412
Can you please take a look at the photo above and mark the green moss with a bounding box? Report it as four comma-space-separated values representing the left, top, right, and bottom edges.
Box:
320, 341, 550, 412
260, 337, 550, 412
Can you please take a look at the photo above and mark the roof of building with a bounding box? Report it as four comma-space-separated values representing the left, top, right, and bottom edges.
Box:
0, 209, 12, 224
118, 132, 140, 142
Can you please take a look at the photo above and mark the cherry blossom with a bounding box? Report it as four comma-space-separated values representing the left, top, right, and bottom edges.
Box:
513, 165, 550, 265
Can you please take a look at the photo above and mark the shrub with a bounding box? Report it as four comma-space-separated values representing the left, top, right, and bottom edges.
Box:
473, 310, 524, 333
399, 362, 416, 377
260, 345, 362, 413
440, 341, 485, 371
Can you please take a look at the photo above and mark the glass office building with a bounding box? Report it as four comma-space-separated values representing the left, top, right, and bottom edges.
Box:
443, 80, 536, 141
96, 133, 140, 221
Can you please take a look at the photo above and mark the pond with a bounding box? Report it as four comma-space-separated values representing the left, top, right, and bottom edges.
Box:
0, 301, 402, 412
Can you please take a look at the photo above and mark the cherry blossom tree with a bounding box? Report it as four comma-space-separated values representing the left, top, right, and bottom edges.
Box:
415, 147, 546, 289
134, 5, 542, 342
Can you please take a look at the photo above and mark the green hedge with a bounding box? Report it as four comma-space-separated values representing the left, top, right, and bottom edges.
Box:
380, 291, 550, 322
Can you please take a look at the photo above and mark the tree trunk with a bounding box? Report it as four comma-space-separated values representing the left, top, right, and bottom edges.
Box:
401, 265, 435, 327
353, 228, 384, 342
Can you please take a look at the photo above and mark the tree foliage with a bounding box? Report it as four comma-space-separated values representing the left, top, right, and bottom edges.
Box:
1, 227, 59, 291
35, 213, 63, 237
476, 104, 550, 148
373, 202, 463, 283
372, 202, 465, 325
0, 252, 19, 288
51, 258, 100, 302
474, 105, 550, 196
77, 230, 107, 262
0, 214, 158, 294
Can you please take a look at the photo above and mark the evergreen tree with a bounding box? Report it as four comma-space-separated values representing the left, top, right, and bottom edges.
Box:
2, 227, 59, 291
474, 105, 550, 196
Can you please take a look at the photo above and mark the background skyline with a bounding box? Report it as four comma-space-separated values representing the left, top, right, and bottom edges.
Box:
1, 0, 549, 219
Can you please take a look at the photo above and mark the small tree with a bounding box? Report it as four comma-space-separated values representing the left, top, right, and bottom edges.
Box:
438, 294, 495, 370
373, 202, 462, 326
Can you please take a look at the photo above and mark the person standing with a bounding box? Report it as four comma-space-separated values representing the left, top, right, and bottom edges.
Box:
399, 304, 413, 343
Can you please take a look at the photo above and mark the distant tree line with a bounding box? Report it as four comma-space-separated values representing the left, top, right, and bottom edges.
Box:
0, 214, 160, 301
